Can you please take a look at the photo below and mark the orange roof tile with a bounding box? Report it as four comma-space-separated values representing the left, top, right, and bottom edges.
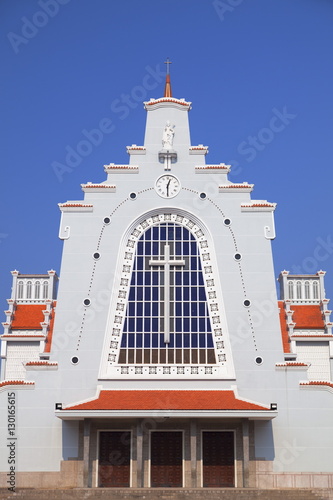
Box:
11, 304, 45, 330
278, 301, 291, 353
66, 390, 269, 411
292, 305, 325, 329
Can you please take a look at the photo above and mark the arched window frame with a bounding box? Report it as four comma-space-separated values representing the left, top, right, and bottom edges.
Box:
42, 281, 48, 299
296, 281, 302, 300
288, 281, 294, 300
313, 280, 319, 300
26, 281, 32, 299
304, 281, 310, 300
100, 211, 234, 380
17, 281, 24, 299
34, 281, 40, 299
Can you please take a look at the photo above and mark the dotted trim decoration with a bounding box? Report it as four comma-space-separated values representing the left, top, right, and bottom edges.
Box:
74, 190, 154, 353
196, 193, 258, 352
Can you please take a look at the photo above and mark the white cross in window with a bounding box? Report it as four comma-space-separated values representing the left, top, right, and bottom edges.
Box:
149, 244, 185, 343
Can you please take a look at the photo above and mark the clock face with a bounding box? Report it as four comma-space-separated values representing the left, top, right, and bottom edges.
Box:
155, 175, 181, 199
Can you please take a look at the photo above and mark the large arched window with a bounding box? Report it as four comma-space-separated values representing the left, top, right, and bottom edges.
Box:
26, 281, 32, 299
304, 281, 310, 299
288, 281, 294, 300
296, 281, 302, 300
34, 281, 40, 299
17, 281, 24, 299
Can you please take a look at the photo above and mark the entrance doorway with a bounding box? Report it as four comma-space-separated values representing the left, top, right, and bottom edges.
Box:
98, 431, 131, 487
202, 431, 235, 487
150, 431, 183, 487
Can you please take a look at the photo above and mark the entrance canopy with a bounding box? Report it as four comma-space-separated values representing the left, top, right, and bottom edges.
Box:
55, 389, 277, 420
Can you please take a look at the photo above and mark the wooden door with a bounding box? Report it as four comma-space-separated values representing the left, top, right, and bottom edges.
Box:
98, 431, 131, 487
151, 431, 183, 487
202, 431, 235, 487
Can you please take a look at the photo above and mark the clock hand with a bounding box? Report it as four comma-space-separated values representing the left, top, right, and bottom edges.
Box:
166, 179, 171, 196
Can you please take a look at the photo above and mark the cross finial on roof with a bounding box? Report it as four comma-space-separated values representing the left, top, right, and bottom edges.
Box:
164, 58, 172, 97
164, 57, 172, 74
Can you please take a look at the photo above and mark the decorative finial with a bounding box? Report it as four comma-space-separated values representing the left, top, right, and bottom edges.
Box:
164, 58, 172, 97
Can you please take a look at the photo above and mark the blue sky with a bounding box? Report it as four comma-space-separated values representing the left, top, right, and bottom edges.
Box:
1, 0, 333, 311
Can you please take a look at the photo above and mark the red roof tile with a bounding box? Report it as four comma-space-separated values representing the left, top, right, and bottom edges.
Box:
66, 390, 269, 411
11, 304, 45, 330
292, 305, 325, 329
278, 301, 291, 353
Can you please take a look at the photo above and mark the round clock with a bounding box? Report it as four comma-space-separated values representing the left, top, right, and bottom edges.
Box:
155, 174, 181, 199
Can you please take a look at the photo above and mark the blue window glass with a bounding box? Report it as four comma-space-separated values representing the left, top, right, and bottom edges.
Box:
119, 222, 216, 366
136, 302, 143, 316
144, 334, 150, 347
199, 334, 206, 347
128, 302, 135, 316
152, 272, 159, 285
128, 334, 135, 348
191, 334, 198, 347
152, 302, 159, 316
175, 318, 182, 332
176, 334, 182, 347
136, 334, 142, 348
137, 272, 143, 285
137, 242, 143, 254
191, 303, 198, 316
183, 272, 189, 285
152, 334, 159, 347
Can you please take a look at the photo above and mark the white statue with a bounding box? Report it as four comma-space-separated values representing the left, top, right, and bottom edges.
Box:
162, 121, 175, 149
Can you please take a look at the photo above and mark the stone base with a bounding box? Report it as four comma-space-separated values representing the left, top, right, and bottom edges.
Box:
0, 460, 83, 489
255, 461, 333, 489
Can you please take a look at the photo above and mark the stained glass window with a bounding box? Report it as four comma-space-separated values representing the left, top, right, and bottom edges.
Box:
118, 223, 216, 365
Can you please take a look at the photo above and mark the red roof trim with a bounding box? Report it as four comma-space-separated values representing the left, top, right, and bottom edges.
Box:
278, 301, 291, 353
0, 380, 34, 388
25, 361, 57, 366
44, 301, 56, 353
146, 98, 190, 107
65, 390, 270, 411
300, 381, 333, 388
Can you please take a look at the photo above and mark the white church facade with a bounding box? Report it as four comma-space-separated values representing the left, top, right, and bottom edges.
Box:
1, 72, 333, 490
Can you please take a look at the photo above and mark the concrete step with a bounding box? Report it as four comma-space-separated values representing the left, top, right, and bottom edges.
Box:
0, 489, 332, 500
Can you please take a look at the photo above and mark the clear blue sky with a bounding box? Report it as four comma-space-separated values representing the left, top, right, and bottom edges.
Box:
1, 0, 333, 311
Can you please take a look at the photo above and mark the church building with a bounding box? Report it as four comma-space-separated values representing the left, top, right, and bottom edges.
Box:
1, 69, 333, 490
